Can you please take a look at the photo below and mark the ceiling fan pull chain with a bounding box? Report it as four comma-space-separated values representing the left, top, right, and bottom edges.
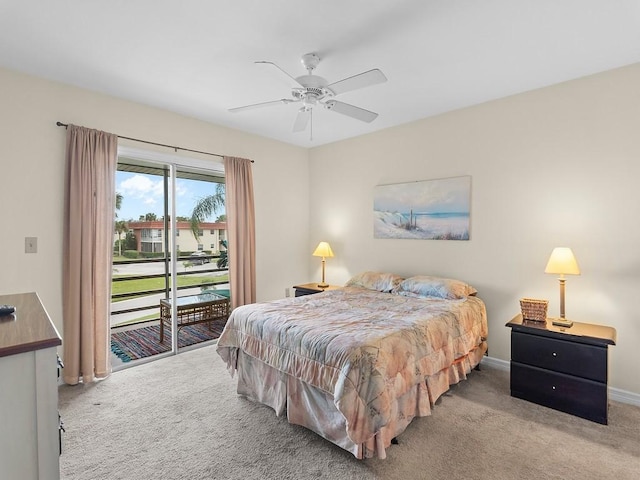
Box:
310, 108, 313, 141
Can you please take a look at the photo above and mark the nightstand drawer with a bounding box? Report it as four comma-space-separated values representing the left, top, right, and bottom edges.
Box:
511, 331, 607, 382
511, 362, 608, 424
295, 288, 315, 297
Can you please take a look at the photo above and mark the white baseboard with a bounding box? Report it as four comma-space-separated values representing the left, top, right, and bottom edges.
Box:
608, 386, 640, 407
480, 355, 509, 371
480, 355, 640, 407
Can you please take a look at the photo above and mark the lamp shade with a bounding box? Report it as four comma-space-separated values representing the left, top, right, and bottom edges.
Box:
312, 241, 334, 258
544, 247, 580, 276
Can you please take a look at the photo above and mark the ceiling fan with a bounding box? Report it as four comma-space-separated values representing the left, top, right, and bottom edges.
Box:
229, 53, 387, 138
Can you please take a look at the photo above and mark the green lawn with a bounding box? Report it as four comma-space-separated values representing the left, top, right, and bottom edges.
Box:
110, 260, 230, 328
111, 274, 229, 301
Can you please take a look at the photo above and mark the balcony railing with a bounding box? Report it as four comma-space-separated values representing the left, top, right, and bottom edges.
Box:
110, 255, 229, 329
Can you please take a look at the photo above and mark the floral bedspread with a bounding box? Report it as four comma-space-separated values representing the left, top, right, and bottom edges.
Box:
216, 287, 488, 445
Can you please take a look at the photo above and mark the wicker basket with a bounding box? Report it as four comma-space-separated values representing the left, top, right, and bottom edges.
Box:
519, 298, 548, 322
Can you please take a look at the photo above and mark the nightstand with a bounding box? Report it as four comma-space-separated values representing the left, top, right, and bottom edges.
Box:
505, 314, 616, 424
293, 283, 341, 297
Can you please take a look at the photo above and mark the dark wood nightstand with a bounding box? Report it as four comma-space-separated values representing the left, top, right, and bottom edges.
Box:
293, 283, 341, 297
505, 314, 616, 424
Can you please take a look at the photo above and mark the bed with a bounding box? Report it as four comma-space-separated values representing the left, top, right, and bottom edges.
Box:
216, 272, 488, 459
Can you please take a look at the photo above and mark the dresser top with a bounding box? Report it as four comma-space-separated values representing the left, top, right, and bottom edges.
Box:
0, 292, 62, 358
506, 314, 616, 346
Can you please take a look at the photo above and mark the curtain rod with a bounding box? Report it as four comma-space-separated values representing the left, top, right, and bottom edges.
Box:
56, 121, 254, 162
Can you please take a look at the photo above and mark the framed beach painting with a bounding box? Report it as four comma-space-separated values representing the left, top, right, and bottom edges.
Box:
374, 175, 471, 240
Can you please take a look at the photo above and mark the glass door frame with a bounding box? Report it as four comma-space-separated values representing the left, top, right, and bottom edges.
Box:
114, 146, 225, 365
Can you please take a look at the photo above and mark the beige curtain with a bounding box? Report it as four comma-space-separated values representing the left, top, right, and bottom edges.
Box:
62, 125, 118, 385
224, 156, 256, 309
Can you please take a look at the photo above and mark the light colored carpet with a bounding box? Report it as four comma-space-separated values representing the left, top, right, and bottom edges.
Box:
59, 345, 640, 480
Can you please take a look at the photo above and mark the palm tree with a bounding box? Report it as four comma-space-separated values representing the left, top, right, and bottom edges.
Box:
217, 239, 228, 268
190, 183, 225, 239
114, 220, 128, 256
115, 192, 123, 216
139, 212, 157, 221
114, 192, 126, 256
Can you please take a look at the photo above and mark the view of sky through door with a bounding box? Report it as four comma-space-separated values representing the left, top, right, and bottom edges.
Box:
116, 171, 225, 222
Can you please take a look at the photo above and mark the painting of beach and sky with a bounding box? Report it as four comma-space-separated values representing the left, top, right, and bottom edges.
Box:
374, 175, 470, 240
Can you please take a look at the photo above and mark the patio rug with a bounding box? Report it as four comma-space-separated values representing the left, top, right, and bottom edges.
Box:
111, 319, 227, 362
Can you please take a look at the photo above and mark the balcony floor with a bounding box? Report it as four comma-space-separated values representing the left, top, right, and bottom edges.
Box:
110, 318, 226, 367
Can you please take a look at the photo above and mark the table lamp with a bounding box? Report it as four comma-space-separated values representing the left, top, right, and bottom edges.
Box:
312, 241, 334, 288
544, 247, 580, 327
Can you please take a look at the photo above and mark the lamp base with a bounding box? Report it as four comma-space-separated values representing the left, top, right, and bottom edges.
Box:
317, 283, 329, 288
550, 317, 573, 328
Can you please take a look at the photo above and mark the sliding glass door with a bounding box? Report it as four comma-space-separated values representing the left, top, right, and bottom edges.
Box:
110, 149, 227, 369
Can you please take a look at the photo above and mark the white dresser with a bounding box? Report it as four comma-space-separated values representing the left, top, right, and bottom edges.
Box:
0, 292, 62, 480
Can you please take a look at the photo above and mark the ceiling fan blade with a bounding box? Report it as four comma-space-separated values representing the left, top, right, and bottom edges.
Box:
325, 100, 378, 123
327, 69, 387, 96
292, 108, 311, 132
229, 98, 296, 113
255, 61, 303, 88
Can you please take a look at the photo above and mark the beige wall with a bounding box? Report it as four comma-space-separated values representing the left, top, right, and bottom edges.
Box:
309, 63, 640, 395
0, 67, 310, 346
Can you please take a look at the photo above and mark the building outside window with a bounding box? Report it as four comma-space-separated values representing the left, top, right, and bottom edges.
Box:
126, 221, 226, 254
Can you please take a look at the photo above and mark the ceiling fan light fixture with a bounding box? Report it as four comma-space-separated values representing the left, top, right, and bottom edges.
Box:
303, 95, 318, 107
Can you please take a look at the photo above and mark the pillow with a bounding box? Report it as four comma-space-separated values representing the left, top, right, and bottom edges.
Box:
345, 271, 404, 293
392, 275, 477, 300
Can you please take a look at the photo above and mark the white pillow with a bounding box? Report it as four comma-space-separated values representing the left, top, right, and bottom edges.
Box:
392, 275, 477, 299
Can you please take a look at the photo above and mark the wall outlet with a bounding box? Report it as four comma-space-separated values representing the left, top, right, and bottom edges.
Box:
25, 237, 37, 254
285, 287, 291, 298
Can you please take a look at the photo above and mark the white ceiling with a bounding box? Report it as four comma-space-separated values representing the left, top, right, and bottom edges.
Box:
1, 0, 639, 148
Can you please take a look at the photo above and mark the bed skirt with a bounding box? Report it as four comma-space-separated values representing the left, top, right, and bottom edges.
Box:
233, 341, 487, 459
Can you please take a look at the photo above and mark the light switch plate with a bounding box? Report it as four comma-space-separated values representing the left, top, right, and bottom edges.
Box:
25, 237, 37, 254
